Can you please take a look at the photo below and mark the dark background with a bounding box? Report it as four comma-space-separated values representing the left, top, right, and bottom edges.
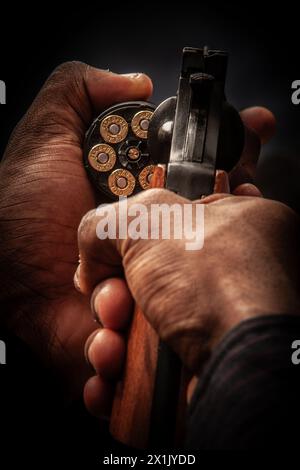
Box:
0, 2, 299, 209
0, 3, 299, 462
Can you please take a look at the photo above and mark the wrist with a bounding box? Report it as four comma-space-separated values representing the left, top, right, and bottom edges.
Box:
211, 280, 300, 355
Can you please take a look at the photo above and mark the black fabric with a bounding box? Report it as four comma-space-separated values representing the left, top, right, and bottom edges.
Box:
186, 314, 300, 450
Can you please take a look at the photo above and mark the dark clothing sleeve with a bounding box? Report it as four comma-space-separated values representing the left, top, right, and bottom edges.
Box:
186, 314, 300, 450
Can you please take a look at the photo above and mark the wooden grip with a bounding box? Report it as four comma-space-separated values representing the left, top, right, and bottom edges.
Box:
109, 166, 167, 448
110, 305, 159, 448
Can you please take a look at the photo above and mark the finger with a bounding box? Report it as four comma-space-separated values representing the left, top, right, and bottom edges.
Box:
187, 375, 199, 403
6, 63, 153, 156
195, 193, 233, 204
86, 329, 126, 379
194, 170, 230, 203
213, 170, 230, 194
233, 183, 263, 197
230, 107, 276, 189
76, 188, 185, 295
86, 69, 153, 114
240, 106, 276, 145
75, 206, 123, 295
42, 64, 152, 127
198, 183, 262, 203
84, 328, 102, 369
196, 183, 262, 204
229, 126, 260, 189
83, 375, 114, 419
91, 278, 133, 330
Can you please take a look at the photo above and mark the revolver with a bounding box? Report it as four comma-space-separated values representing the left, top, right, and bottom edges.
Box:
83, 46, 245, 448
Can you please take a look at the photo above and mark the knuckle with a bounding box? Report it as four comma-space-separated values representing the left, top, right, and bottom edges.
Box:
48, 61, 88, 85
134, 188, 185, 206
270, 200, 299, 225
41, 60, 89, 109
78, 209, 97, 243
3, 62, 91, 164
245, 197, 299, 233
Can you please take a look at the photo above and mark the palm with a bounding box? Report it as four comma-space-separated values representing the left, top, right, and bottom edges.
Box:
0, 138, 99, 394
0, 64, 153, 397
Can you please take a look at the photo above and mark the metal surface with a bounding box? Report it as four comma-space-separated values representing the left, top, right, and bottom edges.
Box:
100, 114, 129, 143
166, 47, 228, 199
88, 143, 116, 172
84, 101, 157, 199
131, 110, 154, 139
108, 168, 136, 196
138, 165, 155, 189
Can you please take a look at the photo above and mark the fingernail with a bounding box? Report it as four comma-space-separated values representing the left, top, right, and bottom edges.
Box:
84, 330, 100, 370
121, 73, 143, 79
74, 264, 81, 292
90, 289, 103, 327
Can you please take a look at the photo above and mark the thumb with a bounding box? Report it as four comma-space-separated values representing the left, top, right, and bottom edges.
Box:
4, 62, 153, 157
75, 188, 183, 295
86, 67, 153, 114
